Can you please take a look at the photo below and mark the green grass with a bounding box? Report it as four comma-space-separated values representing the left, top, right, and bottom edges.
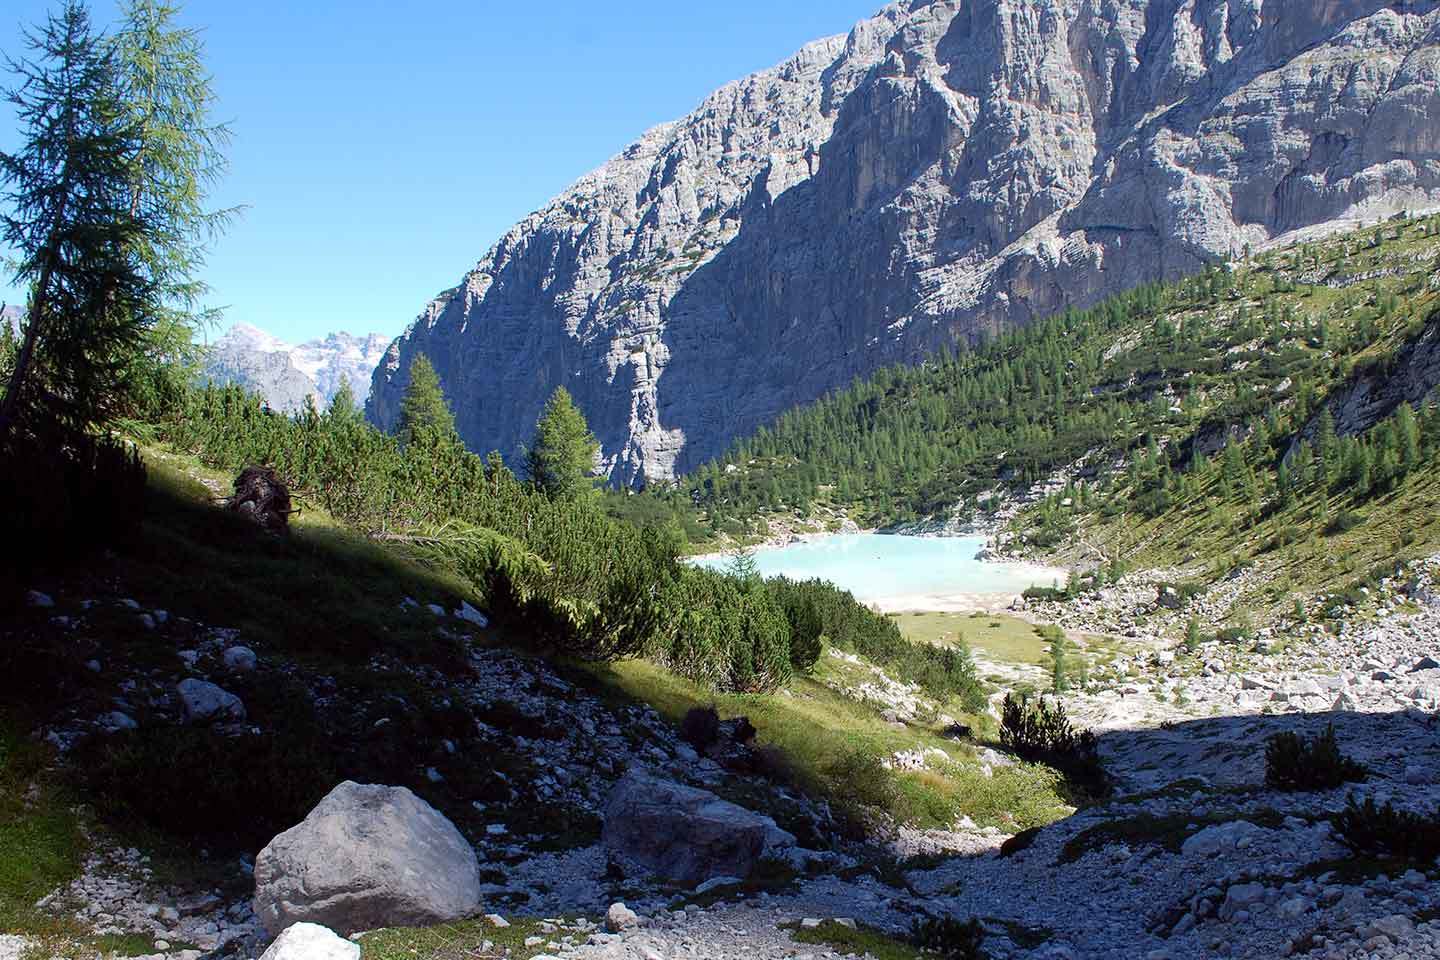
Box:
893, 611, 1125, 684
578, 657, 1071, 832
1059, 808, 1285, 864
131, 450, 478, 668
0, 718, 83, 938
782, 920, 925, 960
359, 916, 576, 960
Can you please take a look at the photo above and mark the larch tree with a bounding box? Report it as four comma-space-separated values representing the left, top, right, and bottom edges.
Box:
396, 354, 456, 447
526, 386, 599, 499
0, 1, 153, 437
0, 0, 231, 437
327, 375, 361, 426
109, 0, 236, 414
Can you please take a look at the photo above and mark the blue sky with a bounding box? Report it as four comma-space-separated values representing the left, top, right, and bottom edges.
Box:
0, 1, 883, 344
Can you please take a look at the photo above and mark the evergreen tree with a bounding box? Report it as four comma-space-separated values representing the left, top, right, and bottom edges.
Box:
396, 354, 455, 447
526, 386, 599, 499
109, 0, 235, 414
0, 2, 154, 436
327, 375, 360, 425
726, 546, 760, 582
1396, 403, 1421, 473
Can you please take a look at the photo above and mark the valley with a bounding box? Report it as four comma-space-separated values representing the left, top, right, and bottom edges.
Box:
4, 0, 1440, 958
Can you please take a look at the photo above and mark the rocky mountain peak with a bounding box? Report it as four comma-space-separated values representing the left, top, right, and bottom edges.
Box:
205, 322, 390, 412
368, 0, 1440, 484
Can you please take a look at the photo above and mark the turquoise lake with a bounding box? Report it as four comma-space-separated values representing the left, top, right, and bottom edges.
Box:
689, 534, 1063, 606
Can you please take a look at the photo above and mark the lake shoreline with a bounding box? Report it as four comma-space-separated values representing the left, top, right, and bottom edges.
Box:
687, 532, 1069, 610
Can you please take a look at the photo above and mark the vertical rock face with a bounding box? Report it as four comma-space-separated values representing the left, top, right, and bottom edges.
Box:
368, 0, 1440, 485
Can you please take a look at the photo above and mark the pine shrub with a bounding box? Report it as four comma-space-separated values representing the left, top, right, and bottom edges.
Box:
999, 694, 1108, 797
1264, 724, 1366, 791
1333, 795, 1440, 863
910, 916, 986, 959
680, 706, 720, 751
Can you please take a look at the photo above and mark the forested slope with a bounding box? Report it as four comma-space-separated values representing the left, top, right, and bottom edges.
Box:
668, 213, 1440, 581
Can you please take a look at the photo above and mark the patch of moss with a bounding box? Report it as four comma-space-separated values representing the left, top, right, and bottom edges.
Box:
782, 920, 925, 960
1059, 808, 1285, 864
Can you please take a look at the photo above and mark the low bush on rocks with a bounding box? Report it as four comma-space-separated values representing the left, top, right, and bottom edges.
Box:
910, 915, 987, 959
1333, 795, 1440, 864
998, 826, 1042, 858
785, 919, 928, 960
826, 749, 899, 820
1264, 723, 1366, 791
999, 694, 1108, 798
680, 706, 721, 750
75, 726, 337, 854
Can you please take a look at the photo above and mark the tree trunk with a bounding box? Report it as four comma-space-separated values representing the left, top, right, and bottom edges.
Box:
0, 160, 75, 434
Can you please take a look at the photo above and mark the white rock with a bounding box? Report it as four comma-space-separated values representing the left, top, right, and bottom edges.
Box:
102, 711, 138, 732
606, 902, 640, 932
254, 781, 480, 936
258, 922, 359, 960
454, 602, 489, 628
1181, 821, 1266, 858
1366, 915, 1415, 940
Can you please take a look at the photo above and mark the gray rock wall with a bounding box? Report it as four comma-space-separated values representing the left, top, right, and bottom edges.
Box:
368, 0, 1440, 485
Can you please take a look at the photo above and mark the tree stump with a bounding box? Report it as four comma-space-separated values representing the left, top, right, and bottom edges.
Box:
228, 466, 292, 534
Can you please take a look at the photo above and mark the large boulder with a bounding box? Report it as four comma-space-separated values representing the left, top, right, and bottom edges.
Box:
602, 772, 796, 887
253, 781, 480, 936
259, 922, 359, 960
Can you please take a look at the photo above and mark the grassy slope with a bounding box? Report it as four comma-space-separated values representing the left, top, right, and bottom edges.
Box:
585, 656, 1071, 833
3, 447, 1079, 957
1005, 218, 1440, 625
687, 213, 1440, 618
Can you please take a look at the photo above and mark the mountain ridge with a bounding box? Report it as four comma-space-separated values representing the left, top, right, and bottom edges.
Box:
369, 0, 1440, 485
203, 322, 390, 412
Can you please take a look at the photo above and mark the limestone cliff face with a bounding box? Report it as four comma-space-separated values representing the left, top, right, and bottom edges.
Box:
368, 0, 1440, 484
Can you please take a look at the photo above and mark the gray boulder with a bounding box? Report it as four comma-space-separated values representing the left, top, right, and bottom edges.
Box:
253, 781, 480, 936
602, 772, 796, 886
222, 645, 258, 673
177, 678, 246, 724
258, 922, 359, 960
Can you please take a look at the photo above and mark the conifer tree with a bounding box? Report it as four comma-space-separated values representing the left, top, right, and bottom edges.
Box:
0, 2, 153, 436
327, 375, 360, 425
526, 386, 599, 499
1396, 403, 1421, 473
1, 0, 229, 435
396, 354, 455, 447
109, 0, 235, 413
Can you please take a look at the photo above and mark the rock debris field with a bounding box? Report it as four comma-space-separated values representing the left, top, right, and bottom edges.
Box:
10, 555, 1440, 960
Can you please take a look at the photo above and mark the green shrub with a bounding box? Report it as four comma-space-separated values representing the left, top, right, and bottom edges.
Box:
999, 694, 1108, 798
826, 749, 898, 812
767, 576, 982, 708
1329, 509, 1364, 533
910, 916, 986, 959
75, 726, 337, 855
1333, 795, 1440, 863
680, 706, 720, 751
1264, 724, 1366, 791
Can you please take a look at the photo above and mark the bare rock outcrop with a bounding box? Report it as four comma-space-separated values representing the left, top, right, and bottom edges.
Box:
369, 0, 1440, 485
602, 772, 796, 886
